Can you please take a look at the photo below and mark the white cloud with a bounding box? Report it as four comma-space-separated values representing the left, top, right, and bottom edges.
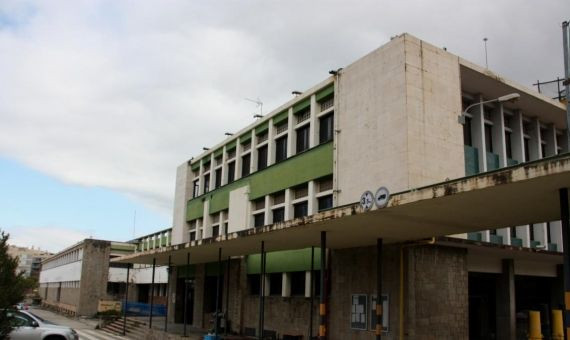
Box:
6, 226, 90, 253
0, 0, 568, 216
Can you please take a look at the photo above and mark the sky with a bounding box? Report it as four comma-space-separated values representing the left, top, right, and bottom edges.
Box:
0, 1, 568, 253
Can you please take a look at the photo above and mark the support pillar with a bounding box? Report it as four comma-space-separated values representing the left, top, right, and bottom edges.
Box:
183, 252, 190, 337
560, 188, 570, 339
258, 241, 266, 340
376, 239, 383, 340
122, 264, 130, 336
309, 246, 314, 340
215, 248, 222, 336
225, 256, 230, 336
165, 255, 171, 332
149, 257, 156, 329
319, 232, 327, 340
496, 259, 515, 340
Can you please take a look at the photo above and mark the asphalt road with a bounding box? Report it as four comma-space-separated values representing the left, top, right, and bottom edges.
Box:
29, 307, 128, 340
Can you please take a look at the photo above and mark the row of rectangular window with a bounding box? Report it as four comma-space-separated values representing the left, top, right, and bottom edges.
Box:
192, 112, 334, 198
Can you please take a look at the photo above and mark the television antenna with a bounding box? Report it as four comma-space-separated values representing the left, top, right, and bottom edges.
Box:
245, 98, 263, 117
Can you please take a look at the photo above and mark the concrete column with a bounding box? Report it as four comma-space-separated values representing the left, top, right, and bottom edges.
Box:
511, 111, 525, 162
472, 97, 487, 171
304, 270, 312, 298
268, 120, 275, 165
496, 259, 516, 340
263, 274, 270, 297
308, 180, 317, 215
235, 140, 243, 180
264, 196, 271, 225
497, 228, 510, 245
544, 124, 558, 157
167, 267, 177, 324
492, 104, 507, 167
309, 95, 317, 148
282, 273, 291, 297
193, 264, 205, 328
481, 230, 490, 243
202, 201, 212, 239
287, 108, 295, 158
529, 119, 542, 160
221, 146, 228, 185
533, 223, 548, 248
250, 131, 256, 174
551, 221, 564, 252
516, 225, 531, 248
284, 189, 293, 220
209, 154, 215, 192
198, 161, 205, 196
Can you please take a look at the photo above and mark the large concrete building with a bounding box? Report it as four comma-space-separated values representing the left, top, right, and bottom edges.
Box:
7, 245, 52, 279
115, 33, 569, 339
39, 230, 172, 317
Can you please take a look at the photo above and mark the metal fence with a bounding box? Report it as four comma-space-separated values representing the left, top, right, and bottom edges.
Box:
123, 301, 166, 316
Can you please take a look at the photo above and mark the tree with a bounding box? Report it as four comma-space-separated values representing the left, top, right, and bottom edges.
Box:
0, 229, 33, 338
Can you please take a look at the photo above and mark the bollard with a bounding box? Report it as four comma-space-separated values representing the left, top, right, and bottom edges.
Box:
552, 309, 563, 340
528, 310, 543, 340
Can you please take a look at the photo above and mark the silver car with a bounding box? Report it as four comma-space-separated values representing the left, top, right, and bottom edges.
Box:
6, 310, 78, 340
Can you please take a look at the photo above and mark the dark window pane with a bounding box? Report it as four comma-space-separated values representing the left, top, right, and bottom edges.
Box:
484, 124, 493, 153
215, 168, 222, 188
242, 154, 251, 177
296, 126, 310, 153
227, 162, 235, 183
524, 138, 530, 161
192, 180, 199, 198
212, 225, 219, 237
505, 131, 512, 159
319, 113, 334, 144
269, 273, 282, 296
190, 231, 196, 241
257, 145, 268, 170
275, 136, 288, 163
254, 213, 265, 228
318, 195, 333, 211
291, 271, 306, 296
463, 117, 472, 146
248, 274, 260, 295
204, 174, 210, 193
294, 202, 308, 218
273, 208, 285, 223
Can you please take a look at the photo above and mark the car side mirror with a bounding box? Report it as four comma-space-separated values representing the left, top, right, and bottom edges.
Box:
31, 321, 39, 328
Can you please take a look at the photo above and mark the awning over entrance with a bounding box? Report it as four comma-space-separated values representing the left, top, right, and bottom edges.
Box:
113, 155, 570, 266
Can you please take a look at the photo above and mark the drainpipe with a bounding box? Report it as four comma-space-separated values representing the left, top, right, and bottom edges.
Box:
399, 238, 436, 340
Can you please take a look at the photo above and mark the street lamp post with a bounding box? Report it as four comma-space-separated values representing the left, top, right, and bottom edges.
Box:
458, 93, 520, 124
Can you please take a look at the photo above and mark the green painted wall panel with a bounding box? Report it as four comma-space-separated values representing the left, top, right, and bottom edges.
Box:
315, 85, 334, 102
214, 148, 223, 158
247, 248, 321, 274
188, 142, 333, 219
187, 199, 204, 220
507, 158, 518, 166
190, 162, 200, 172
177, 265, 196, 278
208, 179, 248, 214
464, 145, 479, 176
249, 142, 333, 199
272, 110, 289, 125
240, 131, 252, 144
202, 157, 211, 165
226, 140, 237, 151
292, 98, 310, 114
255, 121, 269, 135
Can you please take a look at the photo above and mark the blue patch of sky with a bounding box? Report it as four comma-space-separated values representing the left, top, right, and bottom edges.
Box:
0, 156, 169, 243
0, 2, 36, 30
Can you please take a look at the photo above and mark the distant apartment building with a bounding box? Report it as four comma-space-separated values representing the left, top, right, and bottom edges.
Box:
38, 229, 172, 317
7, 245, 52, 279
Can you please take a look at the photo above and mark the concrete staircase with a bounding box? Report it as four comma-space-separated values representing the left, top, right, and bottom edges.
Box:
101, 317, 147, 339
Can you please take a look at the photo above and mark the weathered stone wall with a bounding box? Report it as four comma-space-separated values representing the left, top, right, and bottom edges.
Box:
405, 245, 468, 339
77, 239, 111, 316
329, 245, 400, 340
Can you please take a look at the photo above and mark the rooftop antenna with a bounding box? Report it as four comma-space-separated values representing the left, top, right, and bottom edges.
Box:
483, 37, 489, 69
245, 98, 263, 117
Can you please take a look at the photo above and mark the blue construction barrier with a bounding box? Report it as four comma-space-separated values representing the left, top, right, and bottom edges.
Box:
123, 301, 166, 316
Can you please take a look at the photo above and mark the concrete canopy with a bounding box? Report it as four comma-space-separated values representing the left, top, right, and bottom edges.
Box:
459, 59, 567, 129
114, 155, 570, 266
